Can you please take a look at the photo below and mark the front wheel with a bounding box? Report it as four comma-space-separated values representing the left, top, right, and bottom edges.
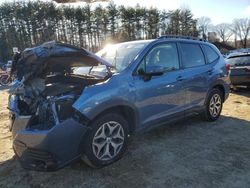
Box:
81, 113, 129, 168
203, 88, 223, 121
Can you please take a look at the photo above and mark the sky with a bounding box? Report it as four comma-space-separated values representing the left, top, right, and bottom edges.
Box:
100, 0, 250, 24
1, 0, 250, 24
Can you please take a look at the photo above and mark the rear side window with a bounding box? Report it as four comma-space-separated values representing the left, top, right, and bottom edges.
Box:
180, 43, 205, 68
202, 45, 219, 63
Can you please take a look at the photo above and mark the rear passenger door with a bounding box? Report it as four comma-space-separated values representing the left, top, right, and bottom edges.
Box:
178, 42, 210, 109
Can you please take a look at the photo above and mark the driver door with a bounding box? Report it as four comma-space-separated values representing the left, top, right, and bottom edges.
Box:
133, 42, 186, 128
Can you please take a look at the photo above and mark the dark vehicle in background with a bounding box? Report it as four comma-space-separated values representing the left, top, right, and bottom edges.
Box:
226, 52, 250, 89
1, 60, 12, 71
8, 37, 230, 171
0, 60, 13, 86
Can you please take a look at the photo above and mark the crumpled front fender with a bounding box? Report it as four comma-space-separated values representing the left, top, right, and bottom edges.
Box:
73, 74, 137, 121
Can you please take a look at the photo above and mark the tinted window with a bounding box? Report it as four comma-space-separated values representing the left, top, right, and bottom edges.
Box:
226, 55, 250, 66
202, 45, 219, 63
138, 43, 179, 72
180, 43, 205, 68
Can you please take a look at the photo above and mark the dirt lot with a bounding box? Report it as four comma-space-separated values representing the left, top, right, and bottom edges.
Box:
0, 87, 250, 188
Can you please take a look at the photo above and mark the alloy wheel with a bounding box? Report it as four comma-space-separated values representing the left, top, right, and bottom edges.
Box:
209, 93, 222, 117
92, 121, 125, 161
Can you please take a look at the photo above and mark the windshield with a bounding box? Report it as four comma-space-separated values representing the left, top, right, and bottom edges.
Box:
96, 41, 150, 72
226, 55, 250, 66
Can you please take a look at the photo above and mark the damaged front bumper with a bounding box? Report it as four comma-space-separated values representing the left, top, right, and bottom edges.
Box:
11, 114, 89, 171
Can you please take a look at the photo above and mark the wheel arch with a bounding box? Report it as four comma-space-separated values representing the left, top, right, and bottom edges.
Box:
88, 104, 139, 135
205, 82, 226, 104
212, 84, 225, 102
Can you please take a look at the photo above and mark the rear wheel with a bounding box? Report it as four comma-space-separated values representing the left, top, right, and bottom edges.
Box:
82, 113, 129, 168
203, 88, 223, 121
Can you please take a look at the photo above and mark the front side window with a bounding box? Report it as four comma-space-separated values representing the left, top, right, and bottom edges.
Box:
180, 43, 205, 68
202, 45, 219, 63
138, 43, 180, 73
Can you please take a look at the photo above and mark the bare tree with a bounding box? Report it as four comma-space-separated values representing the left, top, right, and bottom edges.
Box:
0, 1, 200, 61
215, 23, 233, 43
197, 17, 211, 39
54, 0, 110, 3
232, 18, 250, 48
230, 23, 238, 48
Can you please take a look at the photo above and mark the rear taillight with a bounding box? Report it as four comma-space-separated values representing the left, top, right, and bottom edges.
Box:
226, 63, 231, 73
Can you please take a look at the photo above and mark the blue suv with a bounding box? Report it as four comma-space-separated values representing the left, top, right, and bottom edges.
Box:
8, 36, 230, 171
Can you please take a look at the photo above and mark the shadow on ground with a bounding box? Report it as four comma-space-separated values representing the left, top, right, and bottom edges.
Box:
1, 114, 250, 188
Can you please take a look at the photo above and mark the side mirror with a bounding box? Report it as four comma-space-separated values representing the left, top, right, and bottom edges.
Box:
145, 65, 165, 76
138, 66, 164, 81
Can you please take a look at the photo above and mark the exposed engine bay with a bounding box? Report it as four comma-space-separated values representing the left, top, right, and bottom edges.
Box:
10, 74, 104, 130
9, 41, 112, 130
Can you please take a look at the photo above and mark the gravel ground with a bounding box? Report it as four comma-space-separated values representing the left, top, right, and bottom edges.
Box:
0, 86, 250, 188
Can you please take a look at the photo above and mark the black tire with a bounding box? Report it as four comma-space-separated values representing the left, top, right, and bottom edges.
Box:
203, 88, 223, 122
0, 75, 11, 86
81, 113, 129, 168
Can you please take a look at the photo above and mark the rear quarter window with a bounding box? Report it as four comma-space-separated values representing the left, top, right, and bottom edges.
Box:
202, 45, 219, 63
180, 43, 205, 68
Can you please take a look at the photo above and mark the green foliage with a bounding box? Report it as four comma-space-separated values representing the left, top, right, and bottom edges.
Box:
0, 1, 199, 62
166, 9, 198, 37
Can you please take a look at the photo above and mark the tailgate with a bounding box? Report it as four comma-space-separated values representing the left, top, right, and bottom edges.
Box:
230, 66, 250, 76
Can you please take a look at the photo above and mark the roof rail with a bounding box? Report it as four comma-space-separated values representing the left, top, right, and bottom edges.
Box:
158, 35, 207, 42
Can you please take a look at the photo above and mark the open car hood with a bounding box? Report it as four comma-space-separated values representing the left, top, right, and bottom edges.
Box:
14, 41, 113, 81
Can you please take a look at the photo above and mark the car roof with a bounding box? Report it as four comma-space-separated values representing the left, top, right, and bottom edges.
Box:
112, 39, 155, 46
157, 38, 207, 44
117, 35, 208, 46
229, 48, 250, 54
158, 35, 206, 41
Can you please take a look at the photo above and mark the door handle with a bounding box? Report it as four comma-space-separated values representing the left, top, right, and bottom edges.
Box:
176, 76, 185, 81
207, 68, 214, 75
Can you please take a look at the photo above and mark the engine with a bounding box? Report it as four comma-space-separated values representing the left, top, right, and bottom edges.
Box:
37, 94, 76, 129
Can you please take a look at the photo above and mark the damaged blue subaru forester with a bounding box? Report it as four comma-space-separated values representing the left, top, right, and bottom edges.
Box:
8, 36, 230, 171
